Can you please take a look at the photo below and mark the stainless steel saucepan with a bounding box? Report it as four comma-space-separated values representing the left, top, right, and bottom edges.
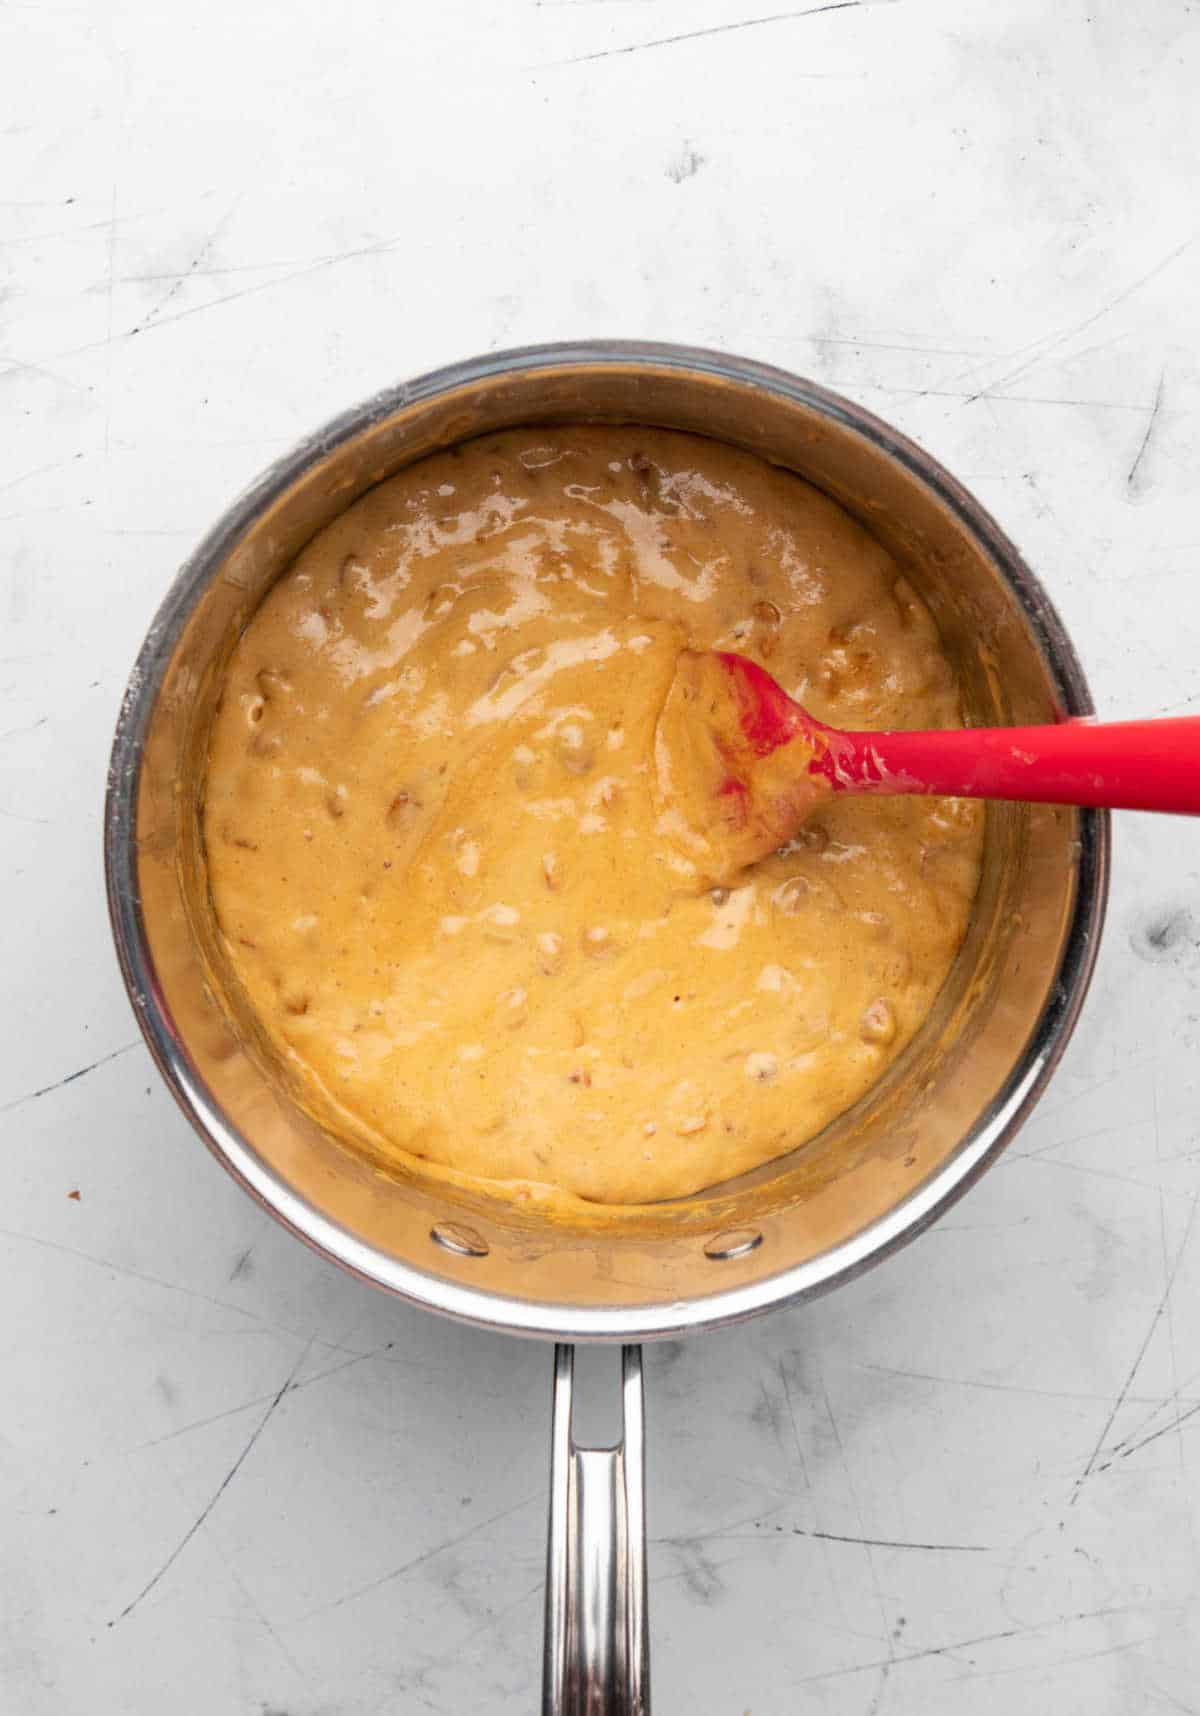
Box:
104, 342, 1108, 1712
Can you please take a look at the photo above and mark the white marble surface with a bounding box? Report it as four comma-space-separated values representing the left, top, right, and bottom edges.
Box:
4, 3, 1200, 1710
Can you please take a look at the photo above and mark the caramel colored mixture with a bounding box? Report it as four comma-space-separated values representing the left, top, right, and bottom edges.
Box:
204, 428, 983, 1204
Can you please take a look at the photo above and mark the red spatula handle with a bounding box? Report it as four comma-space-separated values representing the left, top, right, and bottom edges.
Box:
829, 717, 1200, 814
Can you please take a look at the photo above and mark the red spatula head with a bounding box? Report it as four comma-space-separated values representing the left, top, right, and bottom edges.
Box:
653, 649, 834, 882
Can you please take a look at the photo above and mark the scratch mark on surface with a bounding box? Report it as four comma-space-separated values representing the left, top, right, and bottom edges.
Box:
813, 335, 988, 357
1127, 367, 1167, 494
0, 1224, 264, 1314
859, 1358, 1169, 1408
1116, 1400, 1200, 1463
547, 0, 891, 65
125, 1342, 398, 1454
0, 353, 91, 395
0, 1041, 141, 1114
103, 183, 117, 458
0, 715, 48, 742
0, 1224, 377, 1365
1012, 1119, 1124, 1161
124, 234, 406, 339
1153, 1094, 1189, 1479
1070, 1191, 1199, 1504
751, 331, 992, 359
654, 1494, 796, 1555
4, 207, 162, 247
0, 802, 51, 825
962, 233, 1196, 402
778, 1357, 811, 1489
1151, 689, 1200, 718
0, 455, 83, 497
1003, 1151, 1158, 1194
228, 1244, 256, 1282
1105, 1365, 1200, 1459
130, 202, 241, 335
227, 1560, 306, 1684
1147, 1684, 1200, 1714
112, 1341, 312, 1624
865, 1664, 891, 1714
793, 1527, 993, 1553
819, 1372, 895, 1662
787, 1600, 1181, 1687
945, 1633, 1156, 1683
0, 504, 84, 527
113, 245, 401, 285
879, 385, 1152, 412
1031, 1057, 1161, 1130
0, 231, 416, 383
705, 1517, 995, 1553
1107, 1308, 1200, 1460
294, 1492, 539, 1621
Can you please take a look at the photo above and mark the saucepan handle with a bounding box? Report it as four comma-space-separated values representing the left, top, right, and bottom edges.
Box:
542, 1344, 650, 1715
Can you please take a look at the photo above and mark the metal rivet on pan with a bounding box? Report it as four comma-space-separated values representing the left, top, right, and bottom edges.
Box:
703, 1228, 763, 1261
430, 1221, 490, 1258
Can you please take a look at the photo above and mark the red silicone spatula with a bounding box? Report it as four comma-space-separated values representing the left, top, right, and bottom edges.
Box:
718, 650, 1200, 812
658, 649, 1200, 879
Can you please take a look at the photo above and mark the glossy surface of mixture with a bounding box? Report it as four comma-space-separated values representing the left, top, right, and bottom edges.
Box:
204, 428, 983, 1204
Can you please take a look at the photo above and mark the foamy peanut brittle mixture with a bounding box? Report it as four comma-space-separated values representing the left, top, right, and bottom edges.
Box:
204, 428, 982, 1203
